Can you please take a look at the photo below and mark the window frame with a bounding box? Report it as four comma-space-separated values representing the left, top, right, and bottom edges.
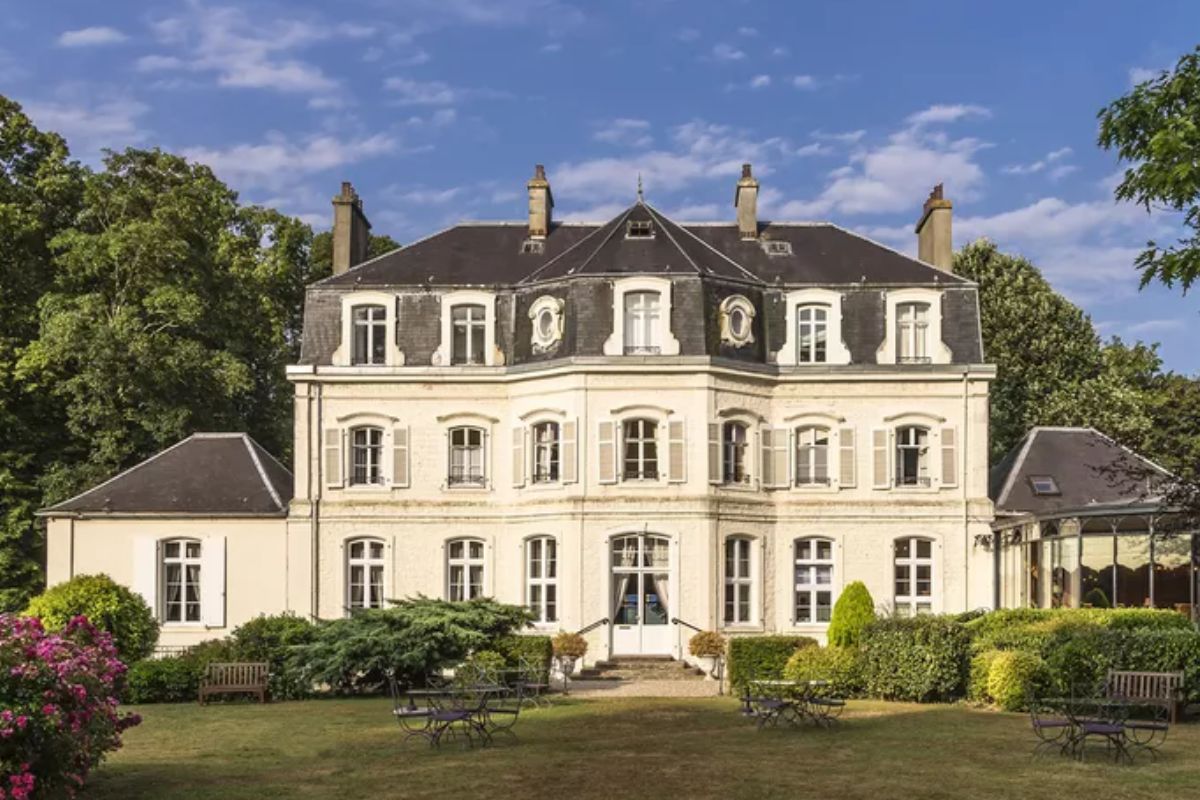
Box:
525, 536, 559, 624
448, 425, 487, 487
876, 288, 949, 365
334, 291, 401, 367
793, 537, 835, 625
622, 417, 660, 481
349, 425, 385, 486
723, 536, 756, 626
794, 425, 832, 487
161, 538, 202, 625
718, 294, 756, 347
893, 536, 936, 616
896, 302, 931, 364
777, 288, 850, 366
603, 276, 680, 357
345, 537, 386, 614
528, 294, 564, 352
623, 290, 662, 355
722, 421, 750, 485
531, 421, 561, 484
796, 304, 829, 364
894, 425, 931, 488
351, 304, 388, 366
434, 290, 499, 367
446, 538, 487, 601
450, 303, 488, 366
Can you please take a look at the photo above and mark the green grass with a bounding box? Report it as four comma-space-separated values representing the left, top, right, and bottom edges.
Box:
86, 698, 1200, 800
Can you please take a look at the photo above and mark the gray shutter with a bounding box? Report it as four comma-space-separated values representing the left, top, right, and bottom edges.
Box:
760, 428, 775, 488
324, 428, 343, 488
838, 427, 856, 488
707, 423, 722, 484
561, 419, 578, 484
668, 419, 686, 483
512, 426, 526, 488
771, 427, 789, 489
392, 426, 410, 488
940, 427, 958, 488
872, 428, 890, 489
598, 421, 617, 484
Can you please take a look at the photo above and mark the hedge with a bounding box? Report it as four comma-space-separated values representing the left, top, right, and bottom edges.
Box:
782, 645, 863, 697
860, 616, 971, 702
727, 636, 816, 689
965, 608, 1191, 653
124, 657, 200, 704
827, 582, 874, 648
25, 574, 159, 663
492, 634, 553, 680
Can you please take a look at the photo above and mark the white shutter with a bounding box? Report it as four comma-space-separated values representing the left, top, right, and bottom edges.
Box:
392, 426, 410, 488
561, 419, 578, 484
200, 536, 226, 629
838, 427, 856, 488
324, 428, 343, 488
872, 428, 891, 489
133, 537, 159, 616
598, 421, 617, 484
667, 419, 686, 483
760, 428, 774, 488
707, 423, 722, 484
771, 427, 789, 489
512, 426, 527, 488
940, 427, 958, 488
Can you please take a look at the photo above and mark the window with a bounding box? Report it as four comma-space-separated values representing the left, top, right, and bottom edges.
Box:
623, 291, 661, 355
795, 426, 831, 486
796, 305, 828, 363
350, 426, 384, 486
346, 538, 385, 612
626, 219, 654, 238
763, 240, 792, 256
161, 539, 201, 623
794, 538, 834, 623
894, 537, 934, 616
449, 426, 485, 486
722, 422, 749, 484
532, 422, 560, 483
719, 294, 756, 347
622, 418, 659, 480
526, 537, 558, 623
351, 305, 387, 365
447, 539, 485, 601
520, 239, 545, 255
451, 304, 487, 365
895, 426, 930, 487
724, 538, 754, 624
896, 302, 930, 364
1029, 476, 1061, 496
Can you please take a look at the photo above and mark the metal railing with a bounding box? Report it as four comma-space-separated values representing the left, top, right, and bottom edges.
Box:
670, 617, 703, 634
576, 617, 610, 636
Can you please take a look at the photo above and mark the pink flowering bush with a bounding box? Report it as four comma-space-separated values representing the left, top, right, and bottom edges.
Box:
0, 614, 140, 799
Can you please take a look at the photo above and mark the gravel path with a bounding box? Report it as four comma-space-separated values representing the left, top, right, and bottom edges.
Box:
566, 679, 723, 698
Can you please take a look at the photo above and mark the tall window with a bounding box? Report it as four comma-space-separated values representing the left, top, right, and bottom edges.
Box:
895, 426, 930, 487
722, 422, 749, 484
350, 426, 384, 485
346, 538, 385, 612
447, 539, 485, 601
796, 305, 828, 363
622, 418, 659, 480
448, 426, 485, 486
451, 304, 487, 365
794, 538, 834, 623
351, 305, 387, 365
532, 422, 560, 483
896, 302, 930, 363
894, 537, 934, 616
623, 291, 661, 355
795, 426, 830, 486
162, 539, 201, 623
526, 537, 558, 623
724, 538, 754, 624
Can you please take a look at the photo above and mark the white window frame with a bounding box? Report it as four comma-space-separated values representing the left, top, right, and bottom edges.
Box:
893, 536, 936, 616
161, 538, 202, 625
877, 288, 951, 365
722, 421, 750, 485
446, 538, 487, 601
525, 536, 559, 625
349, 425, 385, 486
621, 417, 660, 481
350, 304, 388, 365
448, 425, 487, 488
718, 294, 756, 347
723, 536, 758, 626
531, 421, 561, 484
777, 288, 850, 365
528, 295, 565, 352
345, 537, 386, 614
434, 290, 500, 367
896, 302, 931, 364
794, 425, 831, 487
793, 537, 835, 624
603, 276, 680, 357
333, 291, 403, 367
895, 425, 931, 488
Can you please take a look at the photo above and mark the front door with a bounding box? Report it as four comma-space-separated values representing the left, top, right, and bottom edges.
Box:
611, 534, 672, 655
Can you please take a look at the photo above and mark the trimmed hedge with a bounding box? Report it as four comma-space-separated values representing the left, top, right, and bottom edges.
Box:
965, 608, 1191, 654
860, 616, 971, 702
985, 650, 1047, 711
728, 636, 816, 689
493, 634, 553, 680
782, 645, 863, 697
124, 657, 199, 704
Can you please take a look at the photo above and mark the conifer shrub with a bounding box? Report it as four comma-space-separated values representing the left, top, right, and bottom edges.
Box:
828, 581, 875, 648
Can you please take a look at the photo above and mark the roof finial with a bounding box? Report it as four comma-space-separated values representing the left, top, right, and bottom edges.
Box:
636, 172, 644, 203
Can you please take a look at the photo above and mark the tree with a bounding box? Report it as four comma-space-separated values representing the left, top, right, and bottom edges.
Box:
1098, 46, 1200, 292
308, 229, 400, 282
828, 581, 875, 648
24, 573, 159, 662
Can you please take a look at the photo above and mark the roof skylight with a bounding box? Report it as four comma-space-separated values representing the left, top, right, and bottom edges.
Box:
1029, 476, 1060, 496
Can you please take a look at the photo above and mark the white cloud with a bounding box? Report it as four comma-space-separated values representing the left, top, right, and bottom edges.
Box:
57, 26, 128, 47
738, 27, 759, 37
541, 42, 562, 53
791, 74, 817, 90
22, 95, 149, 158
1002, 146, 1075, 179
750, 74, 771, 89
812, 129, 866, 144
1128, 66, 1162, 86
384, 77, 458, 105
665, 202, 722, 220
593, 118, 653, 148
558, 202, 629, 222
1122, 318, 1187, 335
182, 132, 396, 191
770, 46, 789, 58
795, 142, 832, 157
905, 103, 991, 127
676, 28, 700, 42
136, 54, 184, 71
711, 43, 745, 62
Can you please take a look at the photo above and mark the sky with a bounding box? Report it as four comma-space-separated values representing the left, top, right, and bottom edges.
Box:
4, 0, 1199, 373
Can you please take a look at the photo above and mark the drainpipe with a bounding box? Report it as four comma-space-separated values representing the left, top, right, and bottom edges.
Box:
579, 373, 590, 665
68, 517, 76, 579
962, 370, 971, 611
312, 381, 323, 621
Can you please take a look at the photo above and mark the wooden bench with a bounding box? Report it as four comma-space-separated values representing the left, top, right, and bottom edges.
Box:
1106, 669, 1185, 722
198, 662, 270, 704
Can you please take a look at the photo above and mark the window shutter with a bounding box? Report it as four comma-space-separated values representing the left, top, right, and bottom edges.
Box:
598, 421, 617, 484
707, 423, 722, 484
392, 426, 410, 488
760, 428, 775, 488
561, 419, 578, 484
771, 427, 789, 489
839, 427, 856, 488
872, 428, 891, 489
133, 537, 159, 615
940, 427, 958, 488
668, 419, 686, 483
512, 426, 526, 488
200, 536, 226, 629
324, 428, 343, 489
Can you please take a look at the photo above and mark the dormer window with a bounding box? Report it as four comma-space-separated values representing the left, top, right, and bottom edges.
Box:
623, 291, 661, 354
521, 239, 545, 255
1030, 476, 1060, 496
897, 302, 931, 364
351, 305, 387, 365
763, 240, 792, 256
451, 304, 487, 365
626, 220, 654, 238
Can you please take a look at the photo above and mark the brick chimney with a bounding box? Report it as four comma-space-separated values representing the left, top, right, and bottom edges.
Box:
915, 183, 953, 271
527, 164, 553, 239
734, 163, 759, 240
331, 181, 371, 275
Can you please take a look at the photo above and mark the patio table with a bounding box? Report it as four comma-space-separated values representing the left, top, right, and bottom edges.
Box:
1041, 697, 1139, 763
404, 685, 508, 748
744, 679, 839, 728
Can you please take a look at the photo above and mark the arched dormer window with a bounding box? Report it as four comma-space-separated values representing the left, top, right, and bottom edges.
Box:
777, 289, 850, 365
603, 277, 680, 357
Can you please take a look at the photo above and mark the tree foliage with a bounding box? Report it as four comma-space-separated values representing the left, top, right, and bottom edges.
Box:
24, 574, 159, 662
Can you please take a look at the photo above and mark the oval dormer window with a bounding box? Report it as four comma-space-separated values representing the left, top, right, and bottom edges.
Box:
529, 295, 564, 353
719, 295, 756, 347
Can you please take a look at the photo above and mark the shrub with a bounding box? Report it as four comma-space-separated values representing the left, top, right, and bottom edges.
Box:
551, 632, 588, 660
230, 613, 317, 700
24, 574, 158, 662
860, 616, 970, 702
828, 582, 875, 648
782, 646, 862, 697
1082, 588, 1111, 608
124, 657, 199, 704
986, 650, 1047, 711
465, 649, 507, 676
968, 649, 1001, 703
688, 631, 726, 658
1, 614, 140, 797
965, 608, 1190, 655
727, 636, 817, 689
492, 635, 553, 680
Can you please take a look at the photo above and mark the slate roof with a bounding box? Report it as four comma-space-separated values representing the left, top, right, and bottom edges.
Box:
990, 427, 1170, 519
41, 433, 293, 517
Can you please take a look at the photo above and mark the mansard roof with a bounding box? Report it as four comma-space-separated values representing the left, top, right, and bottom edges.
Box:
41, 433, 293, 517
315, 200, 969, 289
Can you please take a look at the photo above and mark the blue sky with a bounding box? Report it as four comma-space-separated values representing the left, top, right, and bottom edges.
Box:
4, 0, 1199, 372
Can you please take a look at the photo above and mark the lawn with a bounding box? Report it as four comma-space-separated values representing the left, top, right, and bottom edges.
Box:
85, 697, 1200, 800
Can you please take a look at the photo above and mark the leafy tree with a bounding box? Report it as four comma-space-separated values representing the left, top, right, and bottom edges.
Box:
24, 573, 159, 662
828, 581, 875, 648
308, 229, 400, 282
1098, 46, 1200, 291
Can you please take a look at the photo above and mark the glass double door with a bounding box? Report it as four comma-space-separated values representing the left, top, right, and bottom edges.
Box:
611, 534, 672, 655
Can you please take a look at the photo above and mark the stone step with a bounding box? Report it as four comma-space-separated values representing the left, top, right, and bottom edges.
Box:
586, 657, 706, 682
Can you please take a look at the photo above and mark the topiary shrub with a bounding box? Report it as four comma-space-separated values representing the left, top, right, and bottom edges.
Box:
828, 581, 875, 648
968, 649, 1001, 703
230, 613, 317, 700
551, 632, 588, 660
727, 636, 817, 690
782, 645, 862, 697
986, 650, 1047, 711
688, 631, 726, 658
124, 657, 200, 704
24, 574, 158, 663
860, 616, 970, 702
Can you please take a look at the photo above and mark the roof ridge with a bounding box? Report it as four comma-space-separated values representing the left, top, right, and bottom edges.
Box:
995, 429, 1039, 508
643, 204, 702, 275
42, 435, 201, 513
823, 222, 973, 286
654, 206, 762, 282
526, 205, 636, 282
241, 435, 284, 511
309, 222, 460, 288
520, 216, 623, 284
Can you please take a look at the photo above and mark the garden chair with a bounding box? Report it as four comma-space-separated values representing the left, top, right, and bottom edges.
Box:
1068, 697, 1131, 764
482, 680, 525, 745
386, 671, 436, 746
516, 656, 551, 709
1027, 695, 1073, 758
1119, 701, 1170, 762
805, 688, 846, 728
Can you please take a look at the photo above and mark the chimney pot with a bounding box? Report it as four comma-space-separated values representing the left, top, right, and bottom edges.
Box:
734, 162, 760, 240
331, 181, 371, 275
527, 163, 554, 239
915, 183, 953, 272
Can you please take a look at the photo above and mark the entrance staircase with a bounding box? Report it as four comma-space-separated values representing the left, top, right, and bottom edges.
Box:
570, 656, 717, 697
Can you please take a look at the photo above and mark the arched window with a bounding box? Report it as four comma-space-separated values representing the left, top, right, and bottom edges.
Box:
722, 422, 749, 484
161, 539, 202, 623
896, 302, 930, 363
622, 418, 659, 480
796, 304, 828, 363
532, 421, 560, 483
346, 538, 385, 612
447, 538, 486, 601
795, 426, 831, 486
895, 425, 930, 487
723, 537, 755, 624
448, 426, 486, 486
794, 538, 834, 623
351, 304, 387, 365
526, 536, 558, 623
623, 291, 662, 354
451, 304, 487, 365
350, 426, 384, 485
894, 537, 934, 616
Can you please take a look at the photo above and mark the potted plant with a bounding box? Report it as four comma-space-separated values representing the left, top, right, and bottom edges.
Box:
551, 632, 588, 694
688, 631, 726, 681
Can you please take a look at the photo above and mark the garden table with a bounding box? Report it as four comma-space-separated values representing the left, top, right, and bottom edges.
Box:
404, 685, 508, 748
1041, 697, 1141, 763
744, 680, 840, 728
